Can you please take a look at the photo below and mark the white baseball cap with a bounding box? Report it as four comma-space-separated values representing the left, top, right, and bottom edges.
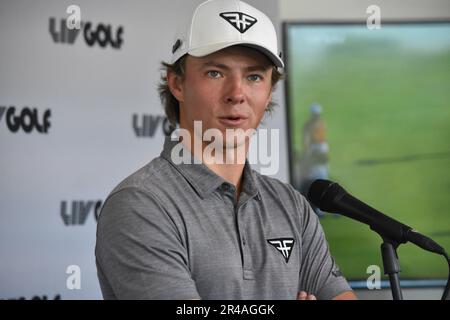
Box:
171, 0, 284, 68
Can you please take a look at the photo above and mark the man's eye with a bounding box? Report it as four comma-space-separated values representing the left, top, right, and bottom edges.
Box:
248, 74, 262, 82
207, 71, 222, 78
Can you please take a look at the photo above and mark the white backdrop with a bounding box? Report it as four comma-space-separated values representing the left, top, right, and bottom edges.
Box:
0, 0, 287, 299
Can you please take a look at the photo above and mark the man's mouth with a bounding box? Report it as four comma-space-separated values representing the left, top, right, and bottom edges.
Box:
218, 115, 248, 126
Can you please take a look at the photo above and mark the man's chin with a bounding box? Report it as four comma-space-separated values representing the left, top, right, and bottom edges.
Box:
204, 137, 246, 150
223, 138, 247, 150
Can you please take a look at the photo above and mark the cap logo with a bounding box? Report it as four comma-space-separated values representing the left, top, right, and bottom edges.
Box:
219, 12, 257, 34
172, 39, 182, 54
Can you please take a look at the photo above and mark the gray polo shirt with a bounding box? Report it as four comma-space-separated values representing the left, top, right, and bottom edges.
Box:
95, 136, 352, 300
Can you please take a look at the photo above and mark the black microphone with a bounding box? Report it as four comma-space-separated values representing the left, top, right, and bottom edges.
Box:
307, 179, 445, 255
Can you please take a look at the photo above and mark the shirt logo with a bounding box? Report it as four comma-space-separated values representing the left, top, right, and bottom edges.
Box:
332, 269, 343, 278
331, 257, 344, 278
267, 238, 295, 263
219, 12, 257, 34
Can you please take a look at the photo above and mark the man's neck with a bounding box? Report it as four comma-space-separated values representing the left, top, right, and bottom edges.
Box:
180, 134, 248, 199
206, 161, 245, 198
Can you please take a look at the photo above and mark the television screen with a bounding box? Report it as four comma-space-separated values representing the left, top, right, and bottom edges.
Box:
284, 22, 450, 284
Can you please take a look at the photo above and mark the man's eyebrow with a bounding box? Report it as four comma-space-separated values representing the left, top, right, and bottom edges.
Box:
245, 65, 272, 72
200, 61, 230, 70
200, 61, 272, 72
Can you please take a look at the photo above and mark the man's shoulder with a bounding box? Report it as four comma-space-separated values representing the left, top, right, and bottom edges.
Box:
252, 169, 295, 192
251, 169, 307, 204
107, 156, 172, 199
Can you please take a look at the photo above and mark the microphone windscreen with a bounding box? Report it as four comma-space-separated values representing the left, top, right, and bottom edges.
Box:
307, 179, 347, 212
307, 179, 334, 208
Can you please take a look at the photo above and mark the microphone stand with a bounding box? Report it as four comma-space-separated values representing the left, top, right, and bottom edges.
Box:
381, 238, 403, 300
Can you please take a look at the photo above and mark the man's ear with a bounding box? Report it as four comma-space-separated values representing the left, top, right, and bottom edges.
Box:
266, 91, 273, 108
167, 70, 184, 103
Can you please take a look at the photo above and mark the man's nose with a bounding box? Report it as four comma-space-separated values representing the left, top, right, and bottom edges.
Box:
224, 76, 245, 105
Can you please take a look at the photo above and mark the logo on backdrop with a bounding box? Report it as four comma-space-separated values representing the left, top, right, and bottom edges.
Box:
60, 200, 103, 226
0, 105, 51, 134
6, 294, 61, 300
133, 114, 172, 137
49, 18, 124, 49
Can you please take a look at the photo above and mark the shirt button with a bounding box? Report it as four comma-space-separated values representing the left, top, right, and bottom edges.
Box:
223, 184, 235, 193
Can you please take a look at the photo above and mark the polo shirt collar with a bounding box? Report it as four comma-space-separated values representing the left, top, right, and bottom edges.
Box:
160, 136, 260, 200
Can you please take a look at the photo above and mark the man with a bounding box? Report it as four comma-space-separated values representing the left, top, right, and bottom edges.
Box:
298, 103, 330, 217
95, 0, 356, 300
